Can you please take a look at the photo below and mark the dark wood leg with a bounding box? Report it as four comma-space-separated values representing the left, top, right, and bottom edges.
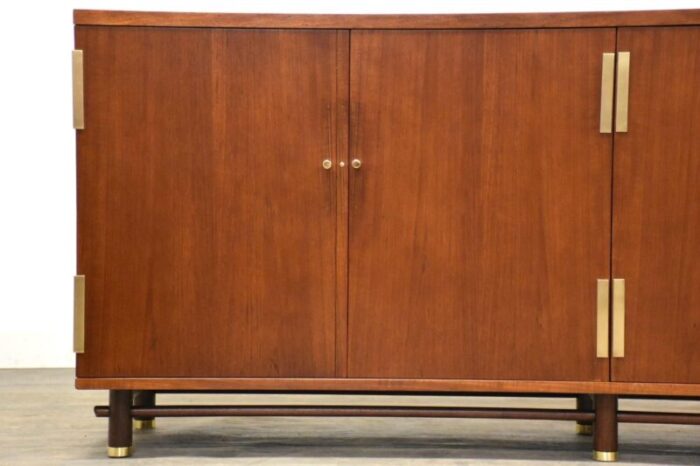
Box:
576, 394, 594, 435
133, 391, 156, 430
593, 394, 618, 462
108, 390, 133, 458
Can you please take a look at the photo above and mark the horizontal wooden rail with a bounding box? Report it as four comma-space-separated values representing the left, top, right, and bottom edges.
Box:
75, 377, 700, 395
148, 391, 579, 397
145, 391, 700, 400
95, 404, 592, 421
618, 411, 700, 425
74, 9, 700, 29
94, 404, 700, 425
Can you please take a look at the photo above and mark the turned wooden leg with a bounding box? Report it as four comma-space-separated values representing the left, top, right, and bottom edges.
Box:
133, 391, 156, 430
593, 394, 618, 462
108, 390, 133, 458
576, 394, 594, 435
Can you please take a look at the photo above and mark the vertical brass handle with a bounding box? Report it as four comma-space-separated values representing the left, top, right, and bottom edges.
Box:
612, 279, 626, 357
74, 275, 86, 353
599, 53, 615, 134
72, 50, 85, 130
615, 52, 630, 133
596, 279, 610, 358
351, 159, 362, 169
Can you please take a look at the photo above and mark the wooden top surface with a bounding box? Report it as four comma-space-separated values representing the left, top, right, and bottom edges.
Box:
74, 9, 700, 29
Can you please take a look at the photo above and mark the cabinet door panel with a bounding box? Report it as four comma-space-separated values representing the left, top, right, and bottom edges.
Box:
348, 29, 614, 381
76, 27, 338, 377
612, 27, 700, 384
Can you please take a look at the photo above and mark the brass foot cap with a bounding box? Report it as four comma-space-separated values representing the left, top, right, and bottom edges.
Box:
107, 446, 132, 458
576, 423, 593, 435
593, 450, 618, 462
134, 419, 156, 430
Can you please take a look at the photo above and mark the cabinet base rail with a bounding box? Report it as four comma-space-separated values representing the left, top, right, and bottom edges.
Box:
96, 391, 700, 461
95, 404, 595, 421
94, 404, 700, 424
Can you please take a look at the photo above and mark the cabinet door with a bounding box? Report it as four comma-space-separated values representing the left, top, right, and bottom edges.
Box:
612, 27, 700, 384
76, 27, 339, 378
348, 29, 614, 381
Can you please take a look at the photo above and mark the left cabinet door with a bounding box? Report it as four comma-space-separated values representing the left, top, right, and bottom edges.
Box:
76, 27, 340, 378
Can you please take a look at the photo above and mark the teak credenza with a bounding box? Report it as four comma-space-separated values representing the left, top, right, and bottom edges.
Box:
72, 9, 700, 461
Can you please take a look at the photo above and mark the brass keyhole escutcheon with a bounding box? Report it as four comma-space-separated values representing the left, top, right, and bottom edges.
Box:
351, 159, 362, 169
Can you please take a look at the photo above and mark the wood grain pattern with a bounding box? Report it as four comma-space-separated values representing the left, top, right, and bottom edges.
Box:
74, 9, 700, 29
76, 26, 340, 378
348, 29, 614, 381
612, 26, 700, 384
75, 377, 700, 396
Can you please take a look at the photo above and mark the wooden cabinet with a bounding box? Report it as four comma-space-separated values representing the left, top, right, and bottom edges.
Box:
73, 9, 700, 461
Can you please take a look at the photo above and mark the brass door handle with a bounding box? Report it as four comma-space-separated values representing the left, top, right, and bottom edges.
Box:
615, 52, 630, 133
322, 159, 333, 170
351, 159, 362, 169
599, 53, 615, 133
72, 50, 85, 130
596, 279, 610, 358
74, 275, 85, 353
612, 278, 626, 357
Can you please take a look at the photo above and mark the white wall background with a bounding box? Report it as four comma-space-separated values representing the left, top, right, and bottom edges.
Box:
0, 0, 697, 368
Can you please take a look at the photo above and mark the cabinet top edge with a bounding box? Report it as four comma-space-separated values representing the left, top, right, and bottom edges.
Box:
74, 9, 700, 29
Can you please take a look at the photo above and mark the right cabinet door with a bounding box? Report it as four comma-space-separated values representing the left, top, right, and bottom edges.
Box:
612, 27, 700, 383
348, 29, 615, 381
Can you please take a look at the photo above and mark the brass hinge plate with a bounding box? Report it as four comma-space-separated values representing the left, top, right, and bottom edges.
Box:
72, 50, 84, 130
74, 275, 85, 353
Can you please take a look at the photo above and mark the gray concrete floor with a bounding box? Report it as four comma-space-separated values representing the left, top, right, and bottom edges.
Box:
1, 369, 699, 465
